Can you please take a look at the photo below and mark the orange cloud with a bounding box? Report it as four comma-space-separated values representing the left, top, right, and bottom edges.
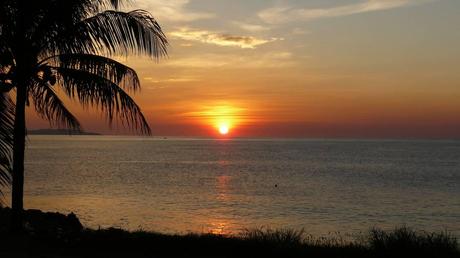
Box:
258, 0, 429, 24
170, 28, 280, 49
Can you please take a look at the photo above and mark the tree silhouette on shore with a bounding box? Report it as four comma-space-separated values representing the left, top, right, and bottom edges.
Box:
0, 0, 167, 231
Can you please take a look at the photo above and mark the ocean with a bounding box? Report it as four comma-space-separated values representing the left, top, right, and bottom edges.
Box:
5, 136, 460, 237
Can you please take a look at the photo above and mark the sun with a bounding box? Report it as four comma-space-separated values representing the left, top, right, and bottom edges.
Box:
197, 104, 242, 136
219, 125, 229, 135
216, 120, 232, 136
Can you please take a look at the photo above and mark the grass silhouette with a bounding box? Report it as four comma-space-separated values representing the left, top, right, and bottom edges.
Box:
0, 208, 458, 257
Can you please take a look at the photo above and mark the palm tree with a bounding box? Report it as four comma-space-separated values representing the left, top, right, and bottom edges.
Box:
0, 0, 167, 230
0, 93, 14, 207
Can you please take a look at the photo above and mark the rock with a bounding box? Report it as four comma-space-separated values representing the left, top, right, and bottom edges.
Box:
67, 212, 83, 231
0, 207, 84, 235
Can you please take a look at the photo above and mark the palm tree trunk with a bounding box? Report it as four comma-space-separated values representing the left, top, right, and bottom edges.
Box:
11, 84, 27, 232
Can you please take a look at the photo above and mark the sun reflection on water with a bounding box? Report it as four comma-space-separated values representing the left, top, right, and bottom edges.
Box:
208, 219, 232, 235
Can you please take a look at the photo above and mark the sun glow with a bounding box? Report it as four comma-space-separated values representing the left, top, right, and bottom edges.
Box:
218, 124, 230, 135
182, 103, 248, 137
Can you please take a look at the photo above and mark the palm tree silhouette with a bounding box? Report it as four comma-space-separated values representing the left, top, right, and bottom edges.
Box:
0, 93, 14, 206
0, 0, 168, 231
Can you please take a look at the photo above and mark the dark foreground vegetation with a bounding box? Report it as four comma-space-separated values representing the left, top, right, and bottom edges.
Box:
0, 208, 458, 258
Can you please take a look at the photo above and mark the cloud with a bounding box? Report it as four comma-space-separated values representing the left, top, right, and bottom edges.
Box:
144, 77, 199, 83
291, 28, 311, 35
170, 28, 281, 49
164, 52, 296, 68
142, 76, 200, 90
165, 56, 229, 68
133, 0, 215, 22
258, 0, 429, 24
233, 22, 270, 32
181, 105, 248, 120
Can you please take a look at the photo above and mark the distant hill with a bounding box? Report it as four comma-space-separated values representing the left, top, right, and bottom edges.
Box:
28, 129, 101, 135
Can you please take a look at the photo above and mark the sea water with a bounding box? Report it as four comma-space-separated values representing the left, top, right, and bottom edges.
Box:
4, 136, 459, 237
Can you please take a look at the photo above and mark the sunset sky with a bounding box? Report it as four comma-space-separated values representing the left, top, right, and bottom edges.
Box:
28, 0, 460, 138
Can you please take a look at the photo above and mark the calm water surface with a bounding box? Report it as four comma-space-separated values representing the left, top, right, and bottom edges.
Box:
6, 136, 460, 236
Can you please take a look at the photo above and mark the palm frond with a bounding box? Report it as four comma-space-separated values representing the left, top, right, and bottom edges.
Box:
0, 92, 14, 197
32, 0, 131, 54
54, 66, 150, 134
0, 0, 17, 41
44, 54, 140, 92
106, 0, 128, 10
30, 81, 81, 131
53, 10, 168, 58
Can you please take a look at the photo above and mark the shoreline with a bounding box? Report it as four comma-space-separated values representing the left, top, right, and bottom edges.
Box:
1, 207, 458, 258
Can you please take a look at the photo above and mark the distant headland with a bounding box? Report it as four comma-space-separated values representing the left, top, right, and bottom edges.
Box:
28, 129, 101, 136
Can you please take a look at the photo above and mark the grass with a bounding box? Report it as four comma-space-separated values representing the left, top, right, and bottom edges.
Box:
366, 227, 459, 258
0, 208, 458, 257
